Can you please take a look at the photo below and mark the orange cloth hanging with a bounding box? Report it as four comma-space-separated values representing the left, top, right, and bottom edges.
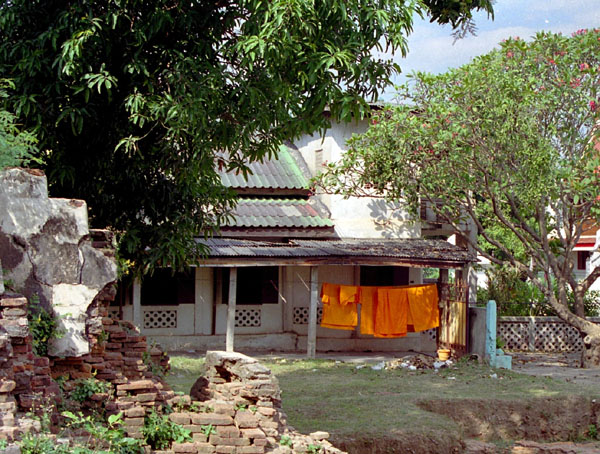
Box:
320, 283, 358, 330
358, 286, 378, 335
374, 288, 408, 338
406, 284, 439, 332
340, 285, 359, 305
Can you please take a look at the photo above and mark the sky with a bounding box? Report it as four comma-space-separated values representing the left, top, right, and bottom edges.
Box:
382, 0, 600, 98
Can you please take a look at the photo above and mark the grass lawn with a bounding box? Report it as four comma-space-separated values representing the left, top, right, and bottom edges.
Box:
167, 354, 600, 442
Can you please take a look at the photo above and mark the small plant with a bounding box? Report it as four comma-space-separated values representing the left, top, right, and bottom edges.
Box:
235, 403, 248, 411
96, 330, 109, 345
589, 424, 598, 440
249, 405, 258, 414
200, 424, 216, 436
142, 409, 191, 450
496, 336, 506, 350
189, 401, 201, 412
70, 377, 110, 403
0, 439, 8, 450
28, 294, 63, 356
307, 444, 322, 454
279, 435, 292, 447
63, 411, 143, 454
19, 433, 59, 454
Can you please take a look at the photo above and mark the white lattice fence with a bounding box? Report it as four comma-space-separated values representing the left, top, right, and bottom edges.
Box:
143, 308, 178, 329
499, 316, 600, 352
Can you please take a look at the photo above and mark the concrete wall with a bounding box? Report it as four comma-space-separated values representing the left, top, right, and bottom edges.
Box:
294, 120, 420, 239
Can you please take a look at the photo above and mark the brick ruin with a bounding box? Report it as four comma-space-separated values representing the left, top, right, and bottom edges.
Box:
0, 168, 345, 454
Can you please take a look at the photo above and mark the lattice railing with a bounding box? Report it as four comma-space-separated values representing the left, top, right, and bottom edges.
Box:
498, 316, 600, 352
107, 307, 121, 321
143, 308, 177, 329
235, 308, 261, 327
292, 307, 323, 325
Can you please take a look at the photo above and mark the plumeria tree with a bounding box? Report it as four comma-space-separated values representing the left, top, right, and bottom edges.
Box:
317, 30, 600, 367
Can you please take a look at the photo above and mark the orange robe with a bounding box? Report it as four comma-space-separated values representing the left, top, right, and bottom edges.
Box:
374, 288, 409, 338
406, 284, 439, 332
320, 283, 357, 330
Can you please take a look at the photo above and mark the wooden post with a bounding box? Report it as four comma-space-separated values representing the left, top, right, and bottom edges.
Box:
226, 267, 237, 352
307, 266, 319, 358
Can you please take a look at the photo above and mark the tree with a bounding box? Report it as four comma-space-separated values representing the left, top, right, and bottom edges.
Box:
0, 0, 492, 274
316, 29, 600, 367
0, 80, 37, 169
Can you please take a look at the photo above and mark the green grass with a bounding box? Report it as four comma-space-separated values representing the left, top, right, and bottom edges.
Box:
168, 354, 205, 394
166, 355, 600, 440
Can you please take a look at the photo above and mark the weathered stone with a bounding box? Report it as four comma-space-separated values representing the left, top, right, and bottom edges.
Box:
124, 406, 146, 418
117, 380, 154, 391
215, 425, 240, 438
234, 413, 258, 429
240, 429, 265, 440
169, 412, 191, 425
309, 432, 329, 441
237, 447, 264, 454
172, 442, 197, 454
0, 380, 16, 393
214, 447, 235, 454
191, 414, 234, 426
195, 442, 215, 454
209, 437, 249, 447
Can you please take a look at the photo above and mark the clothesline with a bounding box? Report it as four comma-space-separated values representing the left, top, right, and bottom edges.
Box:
320, 283, 439, 338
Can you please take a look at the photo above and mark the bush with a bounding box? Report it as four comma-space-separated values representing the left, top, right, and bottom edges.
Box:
70, 378, 110, 403
28, 294, 62, 356
142, 409, 191, 450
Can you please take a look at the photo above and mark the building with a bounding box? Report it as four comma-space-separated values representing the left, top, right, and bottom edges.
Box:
112, 118, 474, 356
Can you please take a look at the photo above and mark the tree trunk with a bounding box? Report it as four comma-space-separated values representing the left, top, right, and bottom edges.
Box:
582, 331, 600, 368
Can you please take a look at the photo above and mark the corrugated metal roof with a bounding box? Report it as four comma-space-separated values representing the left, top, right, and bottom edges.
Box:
220, 145, 308, 190
225, 199, 333, 228
195, 238, 475, 267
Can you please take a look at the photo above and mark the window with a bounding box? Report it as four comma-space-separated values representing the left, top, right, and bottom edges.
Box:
360, 266, 409, 287
141, 268, 195, 306
578, 251, 591, 271
219, 266, 279, 305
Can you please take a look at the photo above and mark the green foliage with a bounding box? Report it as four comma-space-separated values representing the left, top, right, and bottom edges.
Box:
200, 424, 216, 437
318, 30, 600, 336
27, 294, 62, 357
588, 424, 598, 440
19, 433, 62, 454
279, 435, 293, 447
307, 444, 323, 454
0, 0, 491, 274
142, 409, 191, 450
479, 265, 600, 316
0, 79, 38, 170
70, 378, 110, 403
63, 411, 144, 454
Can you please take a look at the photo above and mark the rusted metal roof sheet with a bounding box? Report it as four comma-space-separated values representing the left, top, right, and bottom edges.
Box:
225, 199, 333, 228
196, 238, 475, 268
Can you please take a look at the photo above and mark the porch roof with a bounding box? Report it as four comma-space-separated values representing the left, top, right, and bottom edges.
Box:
195, 238, 475, 269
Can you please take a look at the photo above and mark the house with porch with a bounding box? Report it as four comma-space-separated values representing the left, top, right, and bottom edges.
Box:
112, 119, 475, 356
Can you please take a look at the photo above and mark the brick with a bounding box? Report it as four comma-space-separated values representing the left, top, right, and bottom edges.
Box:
192, 414, 234, 426
123, 417, 144, 427
216, 425, 240, 438
215, 447, 236, 454
241, 429, 265, 440
0, 297, 27, 307
237, 448, 264, 454
172, 442, 197, 453
2, 308, 26, 317
135, 393, 156, 403
169, 412, 191, 425
213, 403, 235, 416
251, 439, 268, 447
192, 434, 208, 443
0, 380, 16, 393
234, 413, 258, 429
117, 380, 154, 391
209, 437, 249, 447
124, 406, 146, 418
196, 443, 215, 454
256, 407, 275, 417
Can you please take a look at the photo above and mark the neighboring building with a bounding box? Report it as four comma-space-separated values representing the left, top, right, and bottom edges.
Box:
112, 118, 474, 355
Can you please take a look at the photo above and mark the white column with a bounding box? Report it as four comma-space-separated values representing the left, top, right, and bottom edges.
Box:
195, 267, 214, 335
226, 267, 237, 352
307, 266, 319, 358
132, 278, 142, 329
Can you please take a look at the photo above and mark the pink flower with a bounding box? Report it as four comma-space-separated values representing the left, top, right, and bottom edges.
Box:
506, 51, 514, 58
580, 63, 590, 71
590, 100, 597, 111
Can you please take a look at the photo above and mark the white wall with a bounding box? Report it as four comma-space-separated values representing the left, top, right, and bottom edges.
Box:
295, 119, 420, 239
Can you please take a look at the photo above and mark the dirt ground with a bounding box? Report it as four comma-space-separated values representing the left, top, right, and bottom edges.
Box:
511, 351, 600, 385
